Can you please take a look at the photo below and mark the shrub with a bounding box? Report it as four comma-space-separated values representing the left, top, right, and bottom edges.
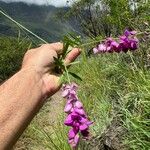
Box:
0, 37, 31, 82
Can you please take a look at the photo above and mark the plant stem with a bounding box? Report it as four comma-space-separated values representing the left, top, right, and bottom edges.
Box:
64, 64, 71, 84
80, 39, 102, 47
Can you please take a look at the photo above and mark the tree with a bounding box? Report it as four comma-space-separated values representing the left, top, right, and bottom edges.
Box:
63, 0, 150, 38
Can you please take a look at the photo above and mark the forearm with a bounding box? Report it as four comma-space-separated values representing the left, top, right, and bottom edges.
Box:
0, 69, 45, 150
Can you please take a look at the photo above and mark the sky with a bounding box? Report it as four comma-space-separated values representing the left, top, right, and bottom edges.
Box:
0, 0, 73, 7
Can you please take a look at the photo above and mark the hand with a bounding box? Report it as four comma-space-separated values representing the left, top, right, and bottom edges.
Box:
22, 42, 80, 97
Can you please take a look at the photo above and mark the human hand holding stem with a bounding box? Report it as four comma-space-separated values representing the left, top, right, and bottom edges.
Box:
22, 42, 81, 97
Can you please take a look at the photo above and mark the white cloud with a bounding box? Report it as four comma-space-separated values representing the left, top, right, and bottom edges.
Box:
0, 0, 73, 7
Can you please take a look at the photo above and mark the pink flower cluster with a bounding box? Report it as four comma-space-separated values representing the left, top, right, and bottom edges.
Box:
93, 29, 139, 54
62, 83, 92, 148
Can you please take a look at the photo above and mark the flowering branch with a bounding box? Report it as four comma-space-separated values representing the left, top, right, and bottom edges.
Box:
93, 29, 139, 54
62, 84, 93, 148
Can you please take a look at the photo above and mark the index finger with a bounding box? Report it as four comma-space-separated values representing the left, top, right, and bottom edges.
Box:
40, 42, 63, 54
64, 48, 81, 65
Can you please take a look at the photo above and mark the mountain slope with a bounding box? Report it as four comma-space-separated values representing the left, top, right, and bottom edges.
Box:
0, 1, 78, 42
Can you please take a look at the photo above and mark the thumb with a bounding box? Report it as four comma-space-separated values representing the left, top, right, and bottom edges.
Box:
42, 74, 61, 97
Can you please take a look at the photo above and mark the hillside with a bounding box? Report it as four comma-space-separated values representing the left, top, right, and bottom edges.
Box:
0, 1, 78, 42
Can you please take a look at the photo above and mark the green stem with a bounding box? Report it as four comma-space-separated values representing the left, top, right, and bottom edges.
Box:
69, 61, 80, 65
80, 37, 119, 48
80, 39, 102, 48
64, 64, 71, 84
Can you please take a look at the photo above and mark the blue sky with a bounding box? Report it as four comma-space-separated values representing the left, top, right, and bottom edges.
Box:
0, 0, 74, 7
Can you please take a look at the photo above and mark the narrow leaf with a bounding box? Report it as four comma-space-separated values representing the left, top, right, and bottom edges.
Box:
68, 72, 82, 81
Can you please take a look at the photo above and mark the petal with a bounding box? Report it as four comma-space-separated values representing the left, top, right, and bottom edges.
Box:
98, 44, 107, 52
111, 41, 119, 48
62, 90, 69, 98
130, 31, 137, 35
64, 103, 73, 113
68, 134, 79, 148
87, 121, 93, 126
74, 134, 80, 145
124, 29, 131, 37
71, 112, 81, 120
80, 117, 88, 123
106, 46, 113, 53
68, 128, 78, 139
74, 108, 86, 116
75, 101, 83, 108
73, 122, 80, 128
79, 124, 88, 131
93, 47, 99, 54
130, 42, 138, 50
120, 35, 127, 41
64, 114, 73, 126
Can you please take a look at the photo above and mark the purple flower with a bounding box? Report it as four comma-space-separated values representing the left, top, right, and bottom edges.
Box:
74, 108, 86, 116
64, 114, 73, 126
93, 47, 99, 54
129, 38, 139, 50
62, 83, 78, 98
75, 101, 83, 108
68, 128, 79, 139
98, 43, 107, 53
111, 41, 120, 52
118, 36, 130, 53
68, 134, 80, 148
79, 124, 88, 131
124, 29, 131, 37
124, 29, 137, 37
64, 102, 73, 113
62, 83, 92, 148
105, 38, 119, 53
93, 29, 139, 54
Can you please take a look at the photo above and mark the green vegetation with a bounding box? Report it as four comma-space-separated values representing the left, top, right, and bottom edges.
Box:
0, 0, 150, 150
0, 36, 31, 82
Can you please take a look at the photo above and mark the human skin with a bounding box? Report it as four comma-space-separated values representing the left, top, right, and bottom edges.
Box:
0, 43, 80, 150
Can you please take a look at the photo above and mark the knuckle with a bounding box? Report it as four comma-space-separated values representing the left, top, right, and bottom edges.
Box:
24, 49, 34, 58
40, 44, 51, 49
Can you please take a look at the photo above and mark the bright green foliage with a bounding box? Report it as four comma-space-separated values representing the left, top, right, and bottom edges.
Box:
64, 0, 150, 37
0, 37, 31, 82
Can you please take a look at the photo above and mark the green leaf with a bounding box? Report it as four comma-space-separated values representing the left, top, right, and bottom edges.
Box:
62, 42, 69, 58
68, 72, 82, 81
53, 56, 64, 69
